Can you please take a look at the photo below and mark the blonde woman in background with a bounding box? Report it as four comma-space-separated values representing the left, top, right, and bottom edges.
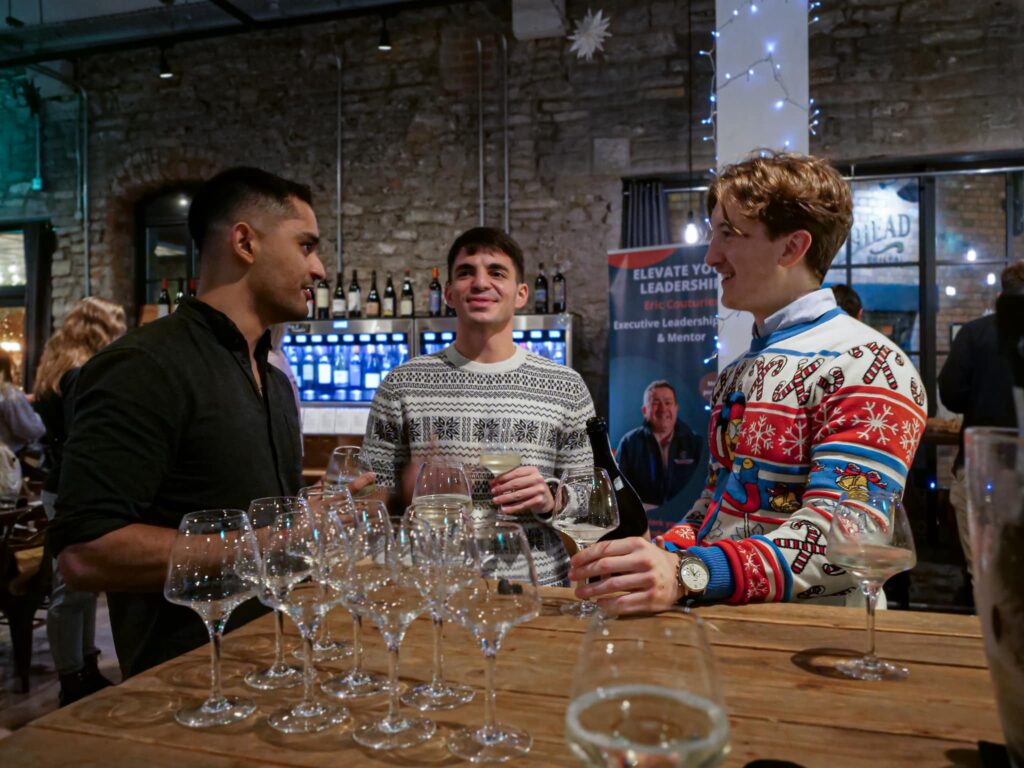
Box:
33, 296, 126, 706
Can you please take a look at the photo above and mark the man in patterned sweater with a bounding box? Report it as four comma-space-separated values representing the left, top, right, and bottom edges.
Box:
363, 227, 596, 585
571, 152, 927, 611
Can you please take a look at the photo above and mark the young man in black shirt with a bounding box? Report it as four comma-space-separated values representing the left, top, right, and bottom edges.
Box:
48, 167, 327, 677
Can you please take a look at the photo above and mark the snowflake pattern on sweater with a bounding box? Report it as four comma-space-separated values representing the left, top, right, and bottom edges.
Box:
672, 307, 927, 605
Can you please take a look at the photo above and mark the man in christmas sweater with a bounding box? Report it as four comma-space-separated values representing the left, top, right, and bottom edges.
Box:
570, 152, 927, 611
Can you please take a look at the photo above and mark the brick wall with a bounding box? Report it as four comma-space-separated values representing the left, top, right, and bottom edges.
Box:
0, 0, 1022, 409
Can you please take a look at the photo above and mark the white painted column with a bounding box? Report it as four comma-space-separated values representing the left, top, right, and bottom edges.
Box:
713, 0, 812, 370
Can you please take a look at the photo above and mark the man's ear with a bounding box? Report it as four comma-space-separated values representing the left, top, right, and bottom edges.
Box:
230, 222, 257, 266
778, 229, 813, 269
514, 281, 529, 311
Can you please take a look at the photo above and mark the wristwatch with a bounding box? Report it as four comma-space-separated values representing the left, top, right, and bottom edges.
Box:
675, 553, 710, 597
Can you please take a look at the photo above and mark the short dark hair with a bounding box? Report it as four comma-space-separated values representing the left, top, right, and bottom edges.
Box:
188, 166, 313, 251
445, 227, 525, 284
644, 380, 677, 404
831, 284, 862, 318
1001, 260, 1024, 294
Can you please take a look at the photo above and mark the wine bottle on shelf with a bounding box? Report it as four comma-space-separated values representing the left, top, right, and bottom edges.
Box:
173, 278, 185, 313
382, 272, 396, 317
534, 262, 549, 314
347, 269, 362, 318
365, 271, 381, 318
553, 265, 566, 313
315, 277, 331, 319
157, 277, 171, 318
332, 271, 347, 318
400, 269, 415, 317
585, 416, 649, 540
428, 267, 443, 317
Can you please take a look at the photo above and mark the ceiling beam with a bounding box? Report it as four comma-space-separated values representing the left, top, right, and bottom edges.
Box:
206, 0, 257, 27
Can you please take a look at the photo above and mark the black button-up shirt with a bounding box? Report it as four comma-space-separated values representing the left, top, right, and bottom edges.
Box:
49, 298, 302, 677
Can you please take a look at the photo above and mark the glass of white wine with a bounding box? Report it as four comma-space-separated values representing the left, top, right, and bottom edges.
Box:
828, 489, 917, 681
566, 610, 730, 768
552, 467, 620, 619
412, 458, 473, 512
480, 440, 522, 478
163, 509, 262, 728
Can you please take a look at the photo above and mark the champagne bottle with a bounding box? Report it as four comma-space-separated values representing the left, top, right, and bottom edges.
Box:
382, 272, 396, 317
586, 416, 649, 540
366, 270, 381, 318
173, 278, 185, 313
534, 262, 549, 314
315, 276, 331, 319
332, 271, 347, 318
400, 269, 415, 317
157, 277, 171, 318
428, 267, 443, 317
348, 269, 362, 318
553, 265, 566, 313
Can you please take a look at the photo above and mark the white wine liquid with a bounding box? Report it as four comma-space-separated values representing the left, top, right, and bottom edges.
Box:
829, 544, 916, 582
566, 684, 729, 768
552, 521, 609, 548
410, 493, 473, 526
480, 452, 522, 475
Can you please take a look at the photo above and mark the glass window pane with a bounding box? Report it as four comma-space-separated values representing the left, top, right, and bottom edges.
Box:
936, 173, 1007, 265
0, 307, 25, 384
936, 266, 999, 355
849, 178, 919, 266
850, 265, 920, 352
665, 190, 708, 245
1012, 171, 1024, 260
0, 231, 26, 288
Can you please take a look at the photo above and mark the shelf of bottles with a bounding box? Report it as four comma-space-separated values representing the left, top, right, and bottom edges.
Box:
281, 319, 414, 405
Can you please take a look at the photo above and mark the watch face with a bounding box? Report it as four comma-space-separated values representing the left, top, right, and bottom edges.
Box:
680, 559, 710, 591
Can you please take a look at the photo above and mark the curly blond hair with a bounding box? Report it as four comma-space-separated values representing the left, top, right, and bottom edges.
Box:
33, 297, 126, 398
707, 151, 853, 282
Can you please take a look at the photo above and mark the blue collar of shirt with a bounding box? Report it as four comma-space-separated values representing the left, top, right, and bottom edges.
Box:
753, 288, 838, 339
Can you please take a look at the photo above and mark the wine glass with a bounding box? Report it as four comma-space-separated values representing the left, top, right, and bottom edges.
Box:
163, 509, 261, 728
480, 440, 522, 479
243, 497, 302, 691
351, 517, 437, 750
446, 521, 542, 762
258, 501, 351, 734
320, 499, 391, 700
294, 485, 354, 663
412, 458, 473, 512
552, 467, 620, 619
401, 501, 478, 711
828, 489, 918, 681
325, 446, 375, 497
566, 610, 730, 767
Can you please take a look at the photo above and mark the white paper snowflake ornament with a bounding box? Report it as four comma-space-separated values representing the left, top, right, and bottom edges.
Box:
568, 8, 611, 62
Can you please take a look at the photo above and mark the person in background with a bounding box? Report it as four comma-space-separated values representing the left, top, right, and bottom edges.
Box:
615, 380, 702, 511
362, 227, 595, 586
33, 296, 126, 705
570, 152, 927, 613
831, 283, 863, 320
48, 167, 326, 678
0, 347, 46, 459
938, 260, 1022, 584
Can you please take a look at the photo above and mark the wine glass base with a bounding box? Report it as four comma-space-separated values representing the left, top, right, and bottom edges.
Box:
352, 715, 436, 750
401, 681, 475, 711
175, 696, 256, 728
267, 701, 351, 734
320, 669, 390, 700
244, 662, 302, 690
294, 640, 353, 663
835, 657, 910, 681
560, 600, 601, 619
448, 724, 532, 763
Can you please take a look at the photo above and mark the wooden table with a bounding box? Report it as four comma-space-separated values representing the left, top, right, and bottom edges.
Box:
0, 589, 1005, 766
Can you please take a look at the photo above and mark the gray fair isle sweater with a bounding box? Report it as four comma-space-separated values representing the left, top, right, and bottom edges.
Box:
362, 345, 597, 586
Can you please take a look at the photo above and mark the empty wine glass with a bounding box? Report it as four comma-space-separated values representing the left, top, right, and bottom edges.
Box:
447, 521, 542, 762
321, 499, 391, 700
553, 467, 620, 619
351, 517, 436, 750
828, 489, 918, 681
294, 485, 354, 663
567, 610, 730, 767
325, 446, 375, 497
412, 458, 473, 512
163, 509, 261, 728
401, 502, 478, 711
243, 497, 302, 691
258, 501, 351, 734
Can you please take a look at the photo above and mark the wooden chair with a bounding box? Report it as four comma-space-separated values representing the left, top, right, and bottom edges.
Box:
0, 502, 51, 693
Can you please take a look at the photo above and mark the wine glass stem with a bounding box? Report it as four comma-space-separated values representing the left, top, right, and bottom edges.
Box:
384, 644, 402, 726
431, 616, 444, 686
273, 609, 286, 666
863, 582, 880, 665
207, 625, 224, 703
482, 646, 498, 736
318, 610, 332, 645
350, 615, 363, 671
300, 630, 317, 707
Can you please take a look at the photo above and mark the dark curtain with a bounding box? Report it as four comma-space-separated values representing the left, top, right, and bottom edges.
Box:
621, 180, 671, 248
22, 221, 55, 393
